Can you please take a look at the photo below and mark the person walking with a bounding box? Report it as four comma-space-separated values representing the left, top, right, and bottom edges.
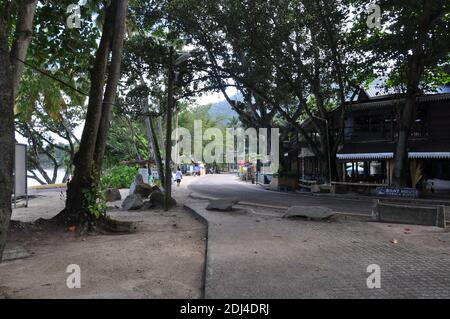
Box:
175, 167, 183, 187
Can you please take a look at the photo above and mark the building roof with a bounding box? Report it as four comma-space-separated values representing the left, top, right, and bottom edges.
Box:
337, 140, 450, 161
356, 79, 450, 99
343, 93, 450, 113
300, 92, 450, 129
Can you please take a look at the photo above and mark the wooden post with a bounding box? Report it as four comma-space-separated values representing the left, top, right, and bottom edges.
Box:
164, 47, 174, 211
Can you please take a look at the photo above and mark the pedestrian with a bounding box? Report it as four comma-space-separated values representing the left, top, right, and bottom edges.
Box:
175, 167, 183, 187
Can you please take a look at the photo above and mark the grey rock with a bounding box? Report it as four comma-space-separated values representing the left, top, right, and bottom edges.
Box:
149, 191, 177, 208
133, 183, 153, 198
206, 198, 239, 211
104, 188, 122, 202
151, 185, 162, 193
121, 194, 144, 211
141, 201, 155, 211
2, 246, 33, 261
283, 206, 335, 220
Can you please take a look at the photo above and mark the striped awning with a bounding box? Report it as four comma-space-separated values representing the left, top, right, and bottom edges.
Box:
409, 152, 450, 159
337, 152, 393, 160
337, 152, 450, 160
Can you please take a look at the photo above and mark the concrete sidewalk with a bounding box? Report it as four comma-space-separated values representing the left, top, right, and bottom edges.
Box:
185, 199, 450, 299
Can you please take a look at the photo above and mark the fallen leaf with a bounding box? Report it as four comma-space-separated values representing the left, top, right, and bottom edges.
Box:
67, 225, 76, 232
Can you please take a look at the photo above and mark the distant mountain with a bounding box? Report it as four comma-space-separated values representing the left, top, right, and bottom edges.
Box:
207, 93, 242, 123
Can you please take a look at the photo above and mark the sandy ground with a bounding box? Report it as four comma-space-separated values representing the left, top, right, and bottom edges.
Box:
0, 177, 206, 299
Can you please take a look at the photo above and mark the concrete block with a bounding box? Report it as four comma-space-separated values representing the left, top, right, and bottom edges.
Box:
374, 202, 446, 228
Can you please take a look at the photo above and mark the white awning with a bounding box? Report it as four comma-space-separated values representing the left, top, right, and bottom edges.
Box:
409, 152, 450, 159
337, 152, 450, 160
337, 152, 393, 160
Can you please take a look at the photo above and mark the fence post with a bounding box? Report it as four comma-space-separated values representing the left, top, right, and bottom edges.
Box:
371, 199, 380, 221
436, 205, 445, 228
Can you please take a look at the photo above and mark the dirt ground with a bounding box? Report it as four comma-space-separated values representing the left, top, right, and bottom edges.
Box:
0, 183, 206, 299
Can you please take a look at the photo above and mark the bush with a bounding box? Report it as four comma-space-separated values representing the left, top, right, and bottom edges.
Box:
101, 165, 138, 189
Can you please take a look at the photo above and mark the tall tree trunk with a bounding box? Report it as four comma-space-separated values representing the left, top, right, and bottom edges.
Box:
0, 16, 14, 263
0, 0, 36, 262
392, 1, 431, 187
10, 0, 36, 100
392, 56, 423, 187
94, 0, 128, 170
393, 96, 416, 186
62, 0, 120, 225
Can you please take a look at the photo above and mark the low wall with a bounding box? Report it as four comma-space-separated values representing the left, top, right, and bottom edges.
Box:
372, 201, 446, 228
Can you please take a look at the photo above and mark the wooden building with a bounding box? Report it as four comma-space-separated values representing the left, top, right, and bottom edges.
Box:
336, 93, 450, 192
298, 92, 450, 194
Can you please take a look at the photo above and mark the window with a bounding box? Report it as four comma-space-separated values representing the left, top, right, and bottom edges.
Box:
410, 109, 427, 138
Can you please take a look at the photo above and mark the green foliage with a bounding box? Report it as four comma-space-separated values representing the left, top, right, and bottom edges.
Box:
349, 0, 450, 92
81, 166, 107, 219
104, 113, 148, 168
81, 184, 106, 219
101, 165, 138, 189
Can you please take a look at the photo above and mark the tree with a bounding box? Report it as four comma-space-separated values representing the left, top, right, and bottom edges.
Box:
121, 34, 173, 188
0, 0, 37, 262
13, 0, 99, 185
15, 69, 86, 185
62, 0, 129, 228
169, 0, 367, 182
350, 0, 450, 186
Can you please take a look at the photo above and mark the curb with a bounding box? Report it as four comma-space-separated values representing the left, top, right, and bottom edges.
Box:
29, 183, 67, 190
189, 192, 288, 210
183, 203, 209, 299
188, 192, 370, 218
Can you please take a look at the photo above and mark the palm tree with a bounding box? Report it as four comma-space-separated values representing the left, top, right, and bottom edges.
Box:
227, 116, 241, 129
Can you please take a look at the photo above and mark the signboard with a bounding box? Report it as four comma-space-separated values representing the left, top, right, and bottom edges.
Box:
375, 186, 418, 198
151, 170, 160, 180
13, 144, 28, 207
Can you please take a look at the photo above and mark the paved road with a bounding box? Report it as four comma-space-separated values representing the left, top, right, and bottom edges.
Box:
188, 174, 373, 215
186, 199, 450, 299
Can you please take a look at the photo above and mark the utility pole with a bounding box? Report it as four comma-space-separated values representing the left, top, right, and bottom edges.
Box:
163, 48, 194, 211
164, 47, 174, 211
313, 115, 332, 184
